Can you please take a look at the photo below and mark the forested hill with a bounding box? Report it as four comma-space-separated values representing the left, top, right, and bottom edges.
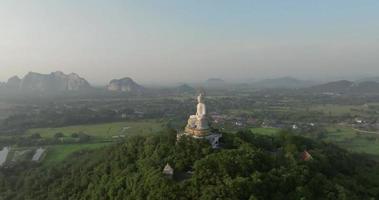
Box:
1, 129, 379, 200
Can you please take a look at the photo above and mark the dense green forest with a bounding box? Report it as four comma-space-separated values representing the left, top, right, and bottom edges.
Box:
1, 129, 379, 200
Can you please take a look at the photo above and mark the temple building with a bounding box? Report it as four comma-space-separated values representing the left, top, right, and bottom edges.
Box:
162, 163, 174, 178
178, 92, 222, 148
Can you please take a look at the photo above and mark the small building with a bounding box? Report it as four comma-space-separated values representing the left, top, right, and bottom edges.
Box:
355, 119, 363, 124
235, 121, 243, 126
163, 163, 174, 178
300, 150, 313, 161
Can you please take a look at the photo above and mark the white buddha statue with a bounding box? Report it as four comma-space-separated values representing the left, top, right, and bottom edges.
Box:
195, 93, 208, 130
181, 92, 221, 148
196, 93, 206, 117
185, 93, 209, 130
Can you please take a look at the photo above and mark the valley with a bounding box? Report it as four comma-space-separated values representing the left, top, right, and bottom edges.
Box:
1, 73, 379, 199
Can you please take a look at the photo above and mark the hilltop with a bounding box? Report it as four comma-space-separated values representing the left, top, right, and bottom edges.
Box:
1, 129, 379, 199
107, 77, 145, 93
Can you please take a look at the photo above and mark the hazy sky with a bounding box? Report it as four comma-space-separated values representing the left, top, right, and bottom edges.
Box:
0, 0, 379, 84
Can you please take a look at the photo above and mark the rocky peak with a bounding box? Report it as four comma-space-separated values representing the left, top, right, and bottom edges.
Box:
3, 71, 91, 92
51, 71, 66, 77
107, 77, 144, 93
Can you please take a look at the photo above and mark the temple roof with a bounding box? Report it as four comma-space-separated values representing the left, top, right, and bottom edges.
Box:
163, 163, 174, 175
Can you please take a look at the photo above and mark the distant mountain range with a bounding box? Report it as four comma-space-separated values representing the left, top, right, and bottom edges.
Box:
306, 80, 379, 94
204, 78, 227, 88
356, 77, 379, 83
0, 71, 91, 92
251, 77, 318, 89
2, 72, 379, 96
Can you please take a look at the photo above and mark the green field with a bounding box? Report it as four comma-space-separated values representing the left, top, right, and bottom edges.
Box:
24, 120, 166, 165
251, 126, 379, 156
308, 104, 367, 116
324, 126, 357, 142
325, 125, 379, 156
43, 143, 110, 165
27, 120, 165, 140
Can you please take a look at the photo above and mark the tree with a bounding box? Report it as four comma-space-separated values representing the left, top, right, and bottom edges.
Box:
54, 132, 64, 138
30, 133, 42, 139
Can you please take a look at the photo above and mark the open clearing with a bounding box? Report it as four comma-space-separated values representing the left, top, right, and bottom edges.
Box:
325, 125, 379, 156
252, 126, 379, 156
22, 120, 167, 165
43, 143, 111, 165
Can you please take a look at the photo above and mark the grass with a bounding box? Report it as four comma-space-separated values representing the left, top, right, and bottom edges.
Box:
24, 120, 166, 165
27, 120, 165, 140
341, 137, 379, 155
251, 126, 379, 156
43, 143, 110, 166
324, 126, 358, 142
324, 125, 379, 155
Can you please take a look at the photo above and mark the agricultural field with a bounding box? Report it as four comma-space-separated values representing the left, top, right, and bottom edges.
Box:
324, 125, 379, 156
0, 120, 168, 165
26, 120, 166, 140
324, 126, 358, 142
251, 126, 379, 157
307, 104, 368, 116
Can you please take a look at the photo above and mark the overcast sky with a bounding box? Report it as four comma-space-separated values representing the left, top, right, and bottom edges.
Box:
0, 0, 378, 84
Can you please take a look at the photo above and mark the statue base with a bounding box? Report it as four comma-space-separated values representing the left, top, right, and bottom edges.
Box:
177, 130, 222, 149
184, 127, 211, 137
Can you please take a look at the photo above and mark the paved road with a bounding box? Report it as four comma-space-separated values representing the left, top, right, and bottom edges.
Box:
352, 128, 379, 135
32, 148, 46, 162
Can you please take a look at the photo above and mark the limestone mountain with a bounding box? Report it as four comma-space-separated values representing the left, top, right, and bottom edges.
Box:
2, 71, 91, 92
5, 76, 22, 89
107, 77, 144, 93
